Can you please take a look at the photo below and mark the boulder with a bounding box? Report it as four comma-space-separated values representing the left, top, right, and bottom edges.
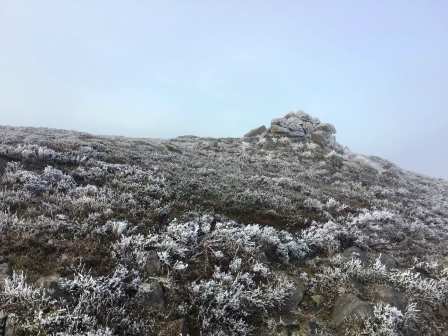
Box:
36, 273, 66, 299
342, 247, 368, 264
311, 130, 336, 147
315, 122, 336, 134
244, 125, 267, 137
269, 111, 337, 148
283, 279, 306, 312
331, 294, 373, 328
371, 284, 406, 310
0, 312, 14, 336
159, 319, 188, 336
0, 262, 9, 285
137, 281, 165, 310
144, 251, 162, 275
311, 294, 324, 307
271, 113, 308, 138
379, 253, 399, 270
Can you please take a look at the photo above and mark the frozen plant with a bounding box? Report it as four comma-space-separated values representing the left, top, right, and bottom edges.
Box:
2, 271, 49, 305
191, 262, 293, 336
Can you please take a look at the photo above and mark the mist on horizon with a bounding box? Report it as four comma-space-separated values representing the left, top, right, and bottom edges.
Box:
1, 0, 447, 178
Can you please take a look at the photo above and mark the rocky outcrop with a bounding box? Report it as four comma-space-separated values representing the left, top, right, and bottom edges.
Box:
268, 111, 337, 148
244, 125, 267, 137
331, 294, 373, 327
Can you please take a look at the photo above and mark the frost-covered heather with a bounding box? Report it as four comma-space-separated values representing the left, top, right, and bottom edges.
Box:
0, 120, 448, 335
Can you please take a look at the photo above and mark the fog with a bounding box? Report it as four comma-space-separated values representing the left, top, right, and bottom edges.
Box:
1, 0, 447, 178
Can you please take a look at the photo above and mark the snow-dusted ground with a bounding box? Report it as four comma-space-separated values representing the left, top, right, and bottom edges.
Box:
0, 121, 447, 335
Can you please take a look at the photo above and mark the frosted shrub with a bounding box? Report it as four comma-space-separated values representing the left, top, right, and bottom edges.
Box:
42, 166, 76, 192
303, 197, 324, 210
3, 271, 49, 305
191, 262, 293, 336
351, 209, 396, 227
52, 265, 140, 334
3, 163, 76, 195
347, 303, 418, 336
113, 234, 155, 269
208, 221, 309, 264
111, 215, 303, 334
126, 216, 310, 269
302, 221, 363, 255
389, 269, 448, 304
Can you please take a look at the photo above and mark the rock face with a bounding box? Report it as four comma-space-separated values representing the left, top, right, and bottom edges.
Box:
331, 294, 373, 328
371, 285, 406, 310
0, 262, 9, 284
244, 125, 267, 137
137, 281, 166, 310
269, 111, 337, 147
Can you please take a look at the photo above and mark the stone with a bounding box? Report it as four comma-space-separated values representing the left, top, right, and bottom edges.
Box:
331, 294, 373, 328
37, 274, 68, 299
311, 294, 323, 306
271, 114, 307, 138
342, 247, 368, 264
159, 319, 188, 336
137, 281, 165, 309
311, 131, 336, 147
269, 111, 337, 149
0, 311, 14, 336
271, 124, 301, 137
283, 279, 306, 312
315, 122, 336, 134
244, 125, 267, 137
379, 253, 399, 270
438, 304, 448, 319
144, 251, 162, 275
0, 262, 9, 285
371, 284, 406, 310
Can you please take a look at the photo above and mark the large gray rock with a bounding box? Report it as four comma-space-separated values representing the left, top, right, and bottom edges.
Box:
331, 294, 373, 328
144, 251, 162, 275
271, 112, 310, 139
159, 319, 188, 336
371, 285, 406, 310
0, 262, 9, 286
283, 279, 306, 312
315, 122, 336, 134
137, 281, 165, 310
244, 125, 267, 137
269, 111, 337, 148
379, 253, 399, 270
0, 312, 14, 336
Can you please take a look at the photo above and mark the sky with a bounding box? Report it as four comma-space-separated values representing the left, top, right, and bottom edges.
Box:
0, 1, 447, 178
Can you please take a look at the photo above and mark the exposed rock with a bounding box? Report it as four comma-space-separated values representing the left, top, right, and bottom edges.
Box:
311, 294, 323, 306
371, 284, 406, 310
144, 251, 162, 275
314, 122, 336, 134
311, 130, 336, 148
331, 294, 373, 328
37, 273, 65, 299
0, 262, 9, 285
269, 111, 337, 148
244, 125, 267, 137
0, 311, 14, 336
342, 247, 368, 264
283, 278, 306, 312
276, 313, 302, 336
137, 281, 165, 309
159, 319, 188, 336
379, 253, 399, 270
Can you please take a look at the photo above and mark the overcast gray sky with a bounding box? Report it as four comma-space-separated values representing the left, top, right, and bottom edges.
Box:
0, 1, 447, 178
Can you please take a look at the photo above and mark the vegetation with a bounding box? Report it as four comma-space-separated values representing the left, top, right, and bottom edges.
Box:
0, 119, 447, 335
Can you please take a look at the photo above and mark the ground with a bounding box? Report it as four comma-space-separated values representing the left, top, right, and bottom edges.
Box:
0, 120, 447, 335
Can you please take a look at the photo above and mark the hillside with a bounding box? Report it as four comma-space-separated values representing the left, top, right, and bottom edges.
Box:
0, 112, 447, 336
